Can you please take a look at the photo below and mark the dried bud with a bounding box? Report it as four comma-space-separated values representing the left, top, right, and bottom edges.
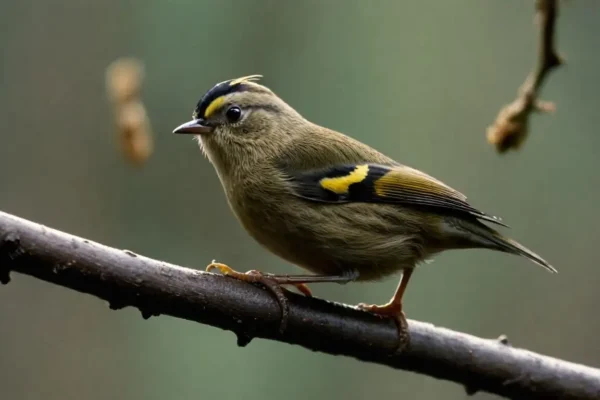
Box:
117, 102, 153, 166
105, 57, 153, 166
106, 58, 144, 104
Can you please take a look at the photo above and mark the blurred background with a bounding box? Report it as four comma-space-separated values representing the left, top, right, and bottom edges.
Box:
1, 1, 599, 399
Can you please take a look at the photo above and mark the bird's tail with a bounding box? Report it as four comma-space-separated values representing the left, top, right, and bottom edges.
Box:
445, 219, 557, 273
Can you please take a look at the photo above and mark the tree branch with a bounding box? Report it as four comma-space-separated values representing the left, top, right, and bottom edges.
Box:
486, 0, 563, 153
1, 210, 598, 399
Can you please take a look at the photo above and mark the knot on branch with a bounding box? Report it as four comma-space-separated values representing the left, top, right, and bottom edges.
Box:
0, 230, 24, 284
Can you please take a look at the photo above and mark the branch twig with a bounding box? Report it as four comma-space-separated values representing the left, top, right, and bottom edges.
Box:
1, 210, 599, 399
487, 0, 563, 153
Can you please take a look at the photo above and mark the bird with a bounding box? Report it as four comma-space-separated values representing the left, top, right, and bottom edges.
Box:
173, 75, 555, 342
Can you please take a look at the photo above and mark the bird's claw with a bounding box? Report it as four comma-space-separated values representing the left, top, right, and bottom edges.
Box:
357, 302, 410, 353
206, 263, 313, 297
206, 262, 312, 334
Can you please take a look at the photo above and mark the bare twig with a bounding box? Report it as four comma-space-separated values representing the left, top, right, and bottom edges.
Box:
487, 0, 563, 153
1, 209, 599, 399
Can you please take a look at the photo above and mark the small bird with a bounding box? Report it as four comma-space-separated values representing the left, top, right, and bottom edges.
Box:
173, 75, 555, 340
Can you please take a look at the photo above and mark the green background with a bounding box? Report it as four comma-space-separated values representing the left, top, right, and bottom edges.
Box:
1, 1, 598, 399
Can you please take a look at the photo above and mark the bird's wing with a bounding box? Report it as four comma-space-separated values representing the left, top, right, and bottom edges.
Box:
285, 163, 507, 226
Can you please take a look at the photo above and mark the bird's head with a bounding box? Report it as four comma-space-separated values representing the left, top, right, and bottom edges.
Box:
173, 75, 305, 166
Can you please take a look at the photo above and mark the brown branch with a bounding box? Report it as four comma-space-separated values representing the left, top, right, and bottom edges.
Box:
487, 0, 563, 153
1, 210, 599, 399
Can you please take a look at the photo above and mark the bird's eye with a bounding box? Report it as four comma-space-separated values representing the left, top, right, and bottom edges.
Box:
225, 106, 242, 123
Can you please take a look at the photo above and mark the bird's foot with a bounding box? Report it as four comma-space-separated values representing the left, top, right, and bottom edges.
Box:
357, 301, 403, 316
357, 302, 410, 353
206, 263, 313, 297
206, 262, 312, 333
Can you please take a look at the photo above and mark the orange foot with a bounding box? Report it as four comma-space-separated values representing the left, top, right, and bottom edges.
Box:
357, 302, 409, 352
206, 262, 313, 333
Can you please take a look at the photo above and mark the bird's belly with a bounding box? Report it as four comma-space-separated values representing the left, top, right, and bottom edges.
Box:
231, 197, 427, 281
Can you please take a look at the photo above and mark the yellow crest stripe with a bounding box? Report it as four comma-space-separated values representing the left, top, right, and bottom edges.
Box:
204, 96, 226, 118
320, 165, 369, 194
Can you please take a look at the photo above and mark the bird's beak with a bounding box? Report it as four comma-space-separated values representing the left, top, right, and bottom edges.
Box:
172, 119, 214, 135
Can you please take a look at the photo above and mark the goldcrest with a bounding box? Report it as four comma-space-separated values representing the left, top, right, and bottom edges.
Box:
173, 75, 555, 338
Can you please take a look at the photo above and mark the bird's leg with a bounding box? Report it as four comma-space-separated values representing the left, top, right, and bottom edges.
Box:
357, 269, 413, 351
206, 262, 356, 333
357, 269, 412, 316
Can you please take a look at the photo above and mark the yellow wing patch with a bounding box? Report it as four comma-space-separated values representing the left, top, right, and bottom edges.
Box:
203, 96, 226, 119
320, 164, 369, 194
289, 163, 506, 226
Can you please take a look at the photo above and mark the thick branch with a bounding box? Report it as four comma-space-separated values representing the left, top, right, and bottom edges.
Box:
487, 0, 563, 153
1, 210, 598, 399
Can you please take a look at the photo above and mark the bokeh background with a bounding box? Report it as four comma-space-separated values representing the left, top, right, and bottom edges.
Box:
1, 1, 599, 399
